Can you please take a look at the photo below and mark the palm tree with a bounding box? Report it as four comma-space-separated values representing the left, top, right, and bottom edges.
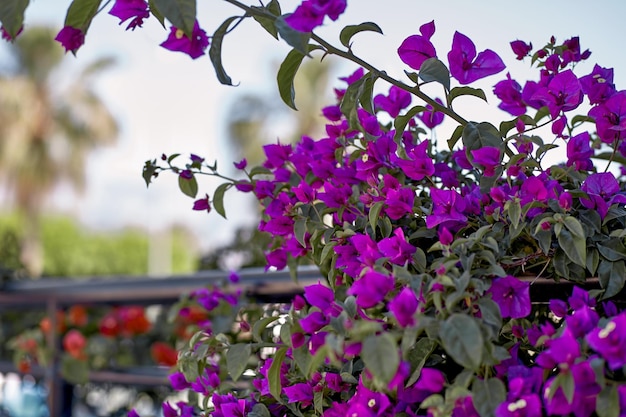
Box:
0, 26, 118, 277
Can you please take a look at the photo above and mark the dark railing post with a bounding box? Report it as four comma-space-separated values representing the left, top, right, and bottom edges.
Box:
45, 297, 63, 417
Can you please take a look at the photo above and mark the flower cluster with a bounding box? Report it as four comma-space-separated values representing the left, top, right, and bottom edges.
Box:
141, 7, 626, 415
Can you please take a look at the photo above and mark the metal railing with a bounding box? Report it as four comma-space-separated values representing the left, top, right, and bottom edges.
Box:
0, 266, 322, 416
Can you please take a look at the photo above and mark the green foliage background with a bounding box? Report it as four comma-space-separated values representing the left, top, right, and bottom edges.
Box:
0, 212, 198, 277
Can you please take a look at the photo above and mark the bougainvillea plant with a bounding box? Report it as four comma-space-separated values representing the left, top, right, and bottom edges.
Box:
3, 0, 626, 416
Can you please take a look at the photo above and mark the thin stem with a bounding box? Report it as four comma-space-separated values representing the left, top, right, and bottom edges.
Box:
604, 138, 619, 173
222, 0, 468, 127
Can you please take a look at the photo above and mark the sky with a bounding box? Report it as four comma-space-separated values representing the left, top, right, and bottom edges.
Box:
2, 0, 626, 253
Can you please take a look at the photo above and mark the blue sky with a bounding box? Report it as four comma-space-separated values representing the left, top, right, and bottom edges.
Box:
2, 0, 626, 252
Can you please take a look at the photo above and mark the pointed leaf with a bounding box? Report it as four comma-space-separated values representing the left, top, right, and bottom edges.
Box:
64, 0, 102, 30
209, 16, 239, 85
276, 15, 310, 55
557, 228, 586, 267
151, 0, 196, 37
598, 238, 626, 261
368, 201, 385, 232
178, 175, 198, 198
418, 58, 450, 91
294, 217, 307, 247
599, 260, 626, 299
251, 0, 281, 39
472, 377, 506, 417
393, 105, 427, 140
362, 333, 399, 384
148, 0, 166, 27
277, 48, 306, 110
462, 121, 504, 152
0, 0, 29, 38
226, 343, 251, 382
439, 314, 483, 370
596, 386, 620, 417
339, 22, 383, 48
268, 347, 288, 402
447, 86, 487, 105
249, 404, 272, 417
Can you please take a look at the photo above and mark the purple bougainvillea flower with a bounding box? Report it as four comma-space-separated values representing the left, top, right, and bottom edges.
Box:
388, 287, 418, 327
588, 90, 626, 144
586, 312, 626, 370
128, 410, 140, 417
374, 85, 412, 118
566, 305, 599, 339
510, 40, 532, 60
284, 383, 314, 406
384, 185, 415, 220
580, 64, 616, 105
299, 311, 329, 333
536, 328, 580, 369
489, 276, 530, 319
304, 282, 334, 310
109, 0, 150, 30
418, 98, 445, 129
233, 158, 247, 170
571, 361, 602, 417
531, 69, 583, 118
452, 396, 481, 417
561, 36, 590, 66
169, 371, 191, 390
397, 20, 437, 70
394, 140, 434, 181
160, 21, 209, 59
493, 73, 526, 116
347, 270, 394, 308
566, 132, 594, 171
426, 188, 467, 229
580, 172, 626, 219
549, 299, 568, 318
378, 228, 416, 265
192, 194, 211, 212
447, 31, 505, 85
55, 26, 85, 53
285, 0, 346, 32
471, 146, 502, 176
339, 67, 364, 85
568, 287, 596, 310
346, 379, 392, 416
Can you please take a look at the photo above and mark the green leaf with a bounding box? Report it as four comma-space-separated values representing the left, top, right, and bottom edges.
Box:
359, 73, 378, 115
362, 333, 399, 384
472, 377, 506, 417
209, 16, 239, 85
178, 174, 198, 198
462, 121, 504, 153
418, 58, 450, 91
249, 403, 272, 417
563, 216, 585, 238
598, 260, 626, 299
0, 0, 29, 38
252, 316, 280, 342
447, 86, 487, 105
251, 0, 281, 39
393, 105, 427, 140
506, 198, 522, 229
447, 124, 464, 150
142, 160, 157, 187
276, 15, 311, 55
268, 347, 288, 402
368, 201, 385, 232
277, 48, 306, 110
294, 217, 307, 247
213, 182, 231, 219
339, 75, 366, 129
406, 337, 437, 386
339, 22, 383, 48
596, 386, 620, 417
226, 343, 251, 382
557, 228, 586, 267
598, 238, 626, 261
64, 0, 102, 31
292, 344, 311, 378
147, 0, 166, 27
151, 0, 196, 37
439, 314, 484, 370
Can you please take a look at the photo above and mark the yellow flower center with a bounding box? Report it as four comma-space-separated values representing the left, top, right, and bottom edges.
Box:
368, 399, 376, 408
599, 320, 616, 339
507, 399, 527, 412
175, 29, 185, 39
